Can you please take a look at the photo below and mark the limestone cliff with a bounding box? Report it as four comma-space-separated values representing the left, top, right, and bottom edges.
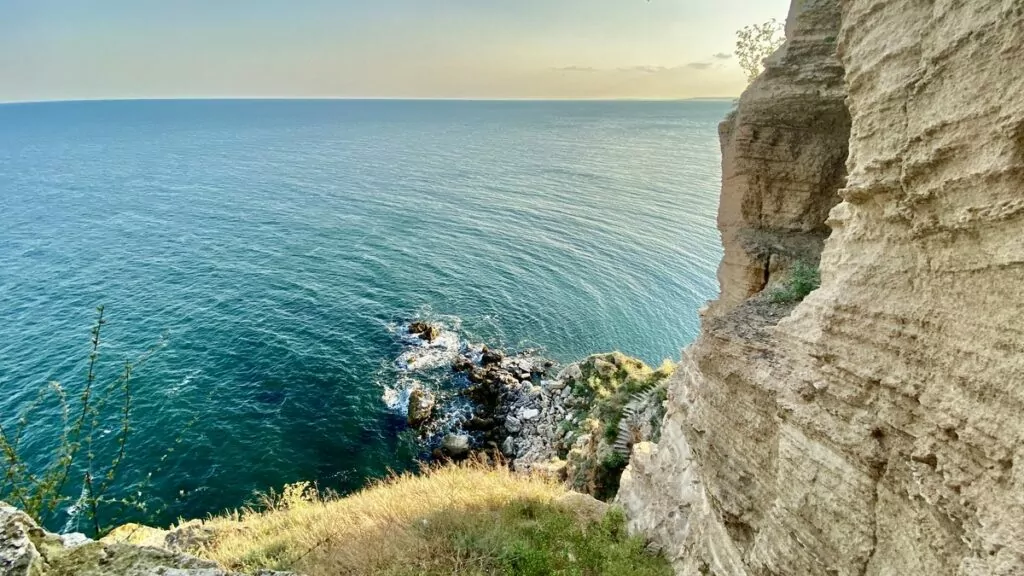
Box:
715, 0, 850, 311
618, 0, 1024, 575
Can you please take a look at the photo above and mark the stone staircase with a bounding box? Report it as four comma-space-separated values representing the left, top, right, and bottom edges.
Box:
612, 390, 656, 457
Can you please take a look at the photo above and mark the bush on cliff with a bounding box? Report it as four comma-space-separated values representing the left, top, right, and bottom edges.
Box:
769, 260, 821, 303
186, 460, 671, 576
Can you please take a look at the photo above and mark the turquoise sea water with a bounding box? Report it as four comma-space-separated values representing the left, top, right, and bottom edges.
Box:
0, 99, 725, 529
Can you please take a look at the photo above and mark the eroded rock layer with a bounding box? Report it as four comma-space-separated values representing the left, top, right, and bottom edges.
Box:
619, 0, 1024, 574
715, 0, 850, 311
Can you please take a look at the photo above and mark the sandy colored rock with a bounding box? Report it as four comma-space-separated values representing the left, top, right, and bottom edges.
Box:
556, 491, 609, 524
619, 0, 1024, 574
0, 502, 296, 576
714, 0, 849, 312
1, 504, 298, 576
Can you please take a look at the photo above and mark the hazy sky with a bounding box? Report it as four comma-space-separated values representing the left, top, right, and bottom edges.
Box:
0, 0, 789, 102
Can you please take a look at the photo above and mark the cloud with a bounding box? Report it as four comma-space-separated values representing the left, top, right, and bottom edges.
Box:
551, 66, 598, 73
617, 63, 715, 73
613, 66, 664, 74
713, 52, 733, 60
545, 62, 724, 83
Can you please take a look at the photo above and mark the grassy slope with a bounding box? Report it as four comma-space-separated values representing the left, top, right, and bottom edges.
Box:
189, 462, 671, 576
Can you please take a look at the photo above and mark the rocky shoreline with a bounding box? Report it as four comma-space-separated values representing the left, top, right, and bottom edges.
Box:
401, 321, 674, 501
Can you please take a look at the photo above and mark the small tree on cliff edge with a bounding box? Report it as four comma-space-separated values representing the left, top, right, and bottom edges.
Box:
736, 19, 786, 83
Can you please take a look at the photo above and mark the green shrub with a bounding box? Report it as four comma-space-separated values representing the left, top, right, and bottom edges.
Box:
603, 413, 623, 443
601, 452, 628, 471
655, 384, 669, 405
564, 354, 676, 501
770, 261, 821, 303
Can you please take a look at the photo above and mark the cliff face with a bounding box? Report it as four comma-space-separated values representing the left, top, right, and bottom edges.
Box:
618, 0, 1024, 574
715, 0, 850, 311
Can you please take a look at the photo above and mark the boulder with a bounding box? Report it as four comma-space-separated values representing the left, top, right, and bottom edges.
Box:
480, 347, 504, 366
505, 416, 523, 433
440, 434, 471, 460
556, 491, 608, 523
557, 363, 582, 382
496, 373, 519, 388
531, 460, 569, 482
406, 388, 435, 429
1, 503, 41, 576
501, 436, 516, 457
592, 358, 616, 377
520, 408, 540, 421
463, 417, 495, 431
451, 356, 474, 372
408, 321, 439, 342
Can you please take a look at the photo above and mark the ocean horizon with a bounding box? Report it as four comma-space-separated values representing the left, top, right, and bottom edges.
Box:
0, 96, 739, 106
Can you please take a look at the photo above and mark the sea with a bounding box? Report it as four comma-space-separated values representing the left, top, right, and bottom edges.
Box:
0, 99, 726, 530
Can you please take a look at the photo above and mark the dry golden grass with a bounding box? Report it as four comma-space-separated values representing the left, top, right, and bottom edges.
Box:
189, 460, 670, 576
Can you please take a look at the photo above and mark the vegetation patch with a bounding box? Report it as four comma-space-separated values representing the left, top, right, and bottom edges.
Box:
559, 353, 673, 501
0, 307, 168, 536
769, 261, 821, 303
189, 461, 671, 576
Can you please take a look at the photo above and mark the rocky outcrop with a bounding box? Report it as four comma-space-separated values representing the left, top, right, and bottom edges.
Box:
618, 0, 1024, 574
501, 352, 673, 500
406, 388, 435, 428
407, 321, 439, 343
0, 502, 296, 576
714, 0, 849, 311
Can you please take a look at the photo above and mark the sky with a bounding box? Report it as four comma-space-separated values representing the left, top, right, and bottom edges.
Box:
0, 0, 789, 102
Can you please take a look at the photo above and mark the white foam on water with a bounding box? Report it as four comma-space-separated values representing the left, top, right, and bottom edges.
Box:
381, 376, 422, 415
164, 369, 201, 398
61, 485, 88, 534
394, 325, 461, 372
380, 316, 553, 446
